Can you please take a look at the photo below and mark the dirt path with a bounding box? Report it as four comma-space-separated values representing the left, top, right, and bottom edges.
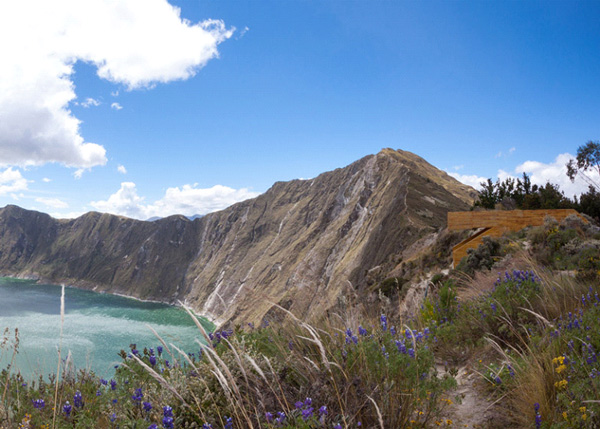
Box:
437, 364, 504, 428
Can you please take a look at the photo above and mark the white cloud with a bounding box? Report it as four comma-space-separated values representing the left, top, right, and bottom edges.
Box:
117, 164, 127, 174
0, 168, 29, 195
447, 172, 488, 189
35, 197, 69, 209
509, 147, 516, 154
0, 0, 233, 170
513, 153, 597, 198
111, 102, 123, 110
81, 97, 101, 108
42, 177, 52, 183
49, 210, 86, 220
111, 90, 119, 97
90, 182, 260, 220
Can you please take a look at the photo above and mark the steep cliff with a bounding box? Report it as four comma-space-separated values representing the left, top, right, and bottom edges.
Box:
0, 149, 475, 325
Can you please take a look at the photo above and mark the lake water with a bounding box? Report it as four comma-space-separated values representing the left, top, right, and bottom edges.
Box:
0, 277, 213, 379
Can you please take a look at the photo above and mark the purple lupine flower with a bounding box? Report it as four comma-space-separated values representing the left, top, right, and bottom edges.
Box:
534, 403, 541, 428
301, 407, 314, 421
224, 416, 233, 429
390, 325, 397, 336
319, 405, 328, 415
334, 424, 342, 429
132, 388, 143, 402
304, 397, 312, 407
148, 425, 158, 429
110, 379, 117, 390
143, 401, 152, 412
358, 325, 368, 336
100, 378, 108, 386
157, 346, 163, 356
380, 314, 388, 331
149, 355, 157, 366
96, 389, 101, 396
408, 348, 415, 358
32, 399, 45, 409
163, 405, 174, 428
110, 413, 117, 423
295, 401, 304, 409
73, 391, 83, 408
494, 375, 502, 384
63, 401, 72, 417
265, 411, 274, 422
202, 424, 212, 429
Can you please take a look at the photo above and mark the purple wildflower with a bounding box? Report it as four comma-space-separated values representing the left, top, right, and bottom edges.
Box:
63, 401, 72, 417
73, 391, 83, 408
149, 355, 157, 366
110, 379, 117, 390
301, 407, 314, 421
132, 388, 143, 402
157, 346, 163, 356
265, 411, 273, 422
143, 401, 152, 412
32, 399, 45, 409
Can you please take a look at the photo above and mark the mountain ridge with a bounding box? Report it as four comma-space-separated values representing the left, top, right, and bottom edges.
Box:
0, 149, 475, 325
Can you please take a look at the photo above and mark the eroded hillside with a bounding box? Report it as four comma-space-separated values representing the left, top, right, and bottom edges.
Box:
0, 149, 475, 325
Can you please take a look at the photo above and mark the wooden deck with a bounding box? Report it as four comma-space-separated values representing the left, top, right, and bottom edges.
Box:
448, 209, 584, 267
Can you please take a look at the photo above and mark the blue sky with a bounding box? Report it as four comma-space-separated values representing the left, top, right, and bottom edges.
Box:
1, 0, 599, 219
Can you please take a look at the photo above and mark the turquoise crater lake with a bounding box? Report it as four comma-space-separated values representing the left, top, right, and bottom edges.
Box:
0, 277, 213, 379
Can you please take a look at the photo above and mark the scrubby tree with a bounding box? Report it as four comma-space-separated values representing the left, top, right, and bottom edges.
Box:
566, 140, 600, 191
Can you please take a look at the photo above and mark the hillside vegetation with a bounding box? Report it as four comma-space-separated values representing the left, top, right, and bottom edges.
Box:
1, 213, 600, 428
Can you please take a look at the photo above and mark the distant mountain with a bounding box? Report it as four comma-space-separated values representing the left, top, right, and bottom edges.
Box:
0, 149, 475, 325
146, 214, 203, 222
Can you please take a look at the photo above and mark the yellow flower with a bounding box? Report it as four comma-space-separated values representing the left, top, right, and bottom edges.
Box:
579, 406, 587, 413
582, 414, 587, 421
555, 364, 567, 374
563, 411, 568, 420
554, 379, 568, 389
446, 419, 453, 425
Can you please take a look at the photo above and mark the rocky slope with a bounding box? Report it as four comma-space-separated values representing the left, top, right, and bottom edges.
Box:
0, 149, 475, 325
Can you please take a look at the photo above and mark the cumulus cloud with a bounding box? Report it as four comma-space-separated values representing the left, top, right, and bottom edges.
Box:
35, 197, 69, 209
0, 0, 233, 170
447, 172, 488, 189
117, 164, 127, 174
90, 182, 260, 220
513, 153, 598, 198
111, 102, 123, 110
42, 177, 52, 183
0, 168, 29, 195
81, 98, 101, 108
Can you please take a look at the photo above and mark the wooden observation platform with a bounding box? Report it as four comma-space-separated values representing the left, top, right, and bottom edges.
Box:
448, 209, 584, 268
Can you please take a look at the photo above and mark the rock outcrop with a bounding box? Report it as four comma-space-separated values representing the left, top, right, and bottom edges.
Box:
0, 149, 475, 325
